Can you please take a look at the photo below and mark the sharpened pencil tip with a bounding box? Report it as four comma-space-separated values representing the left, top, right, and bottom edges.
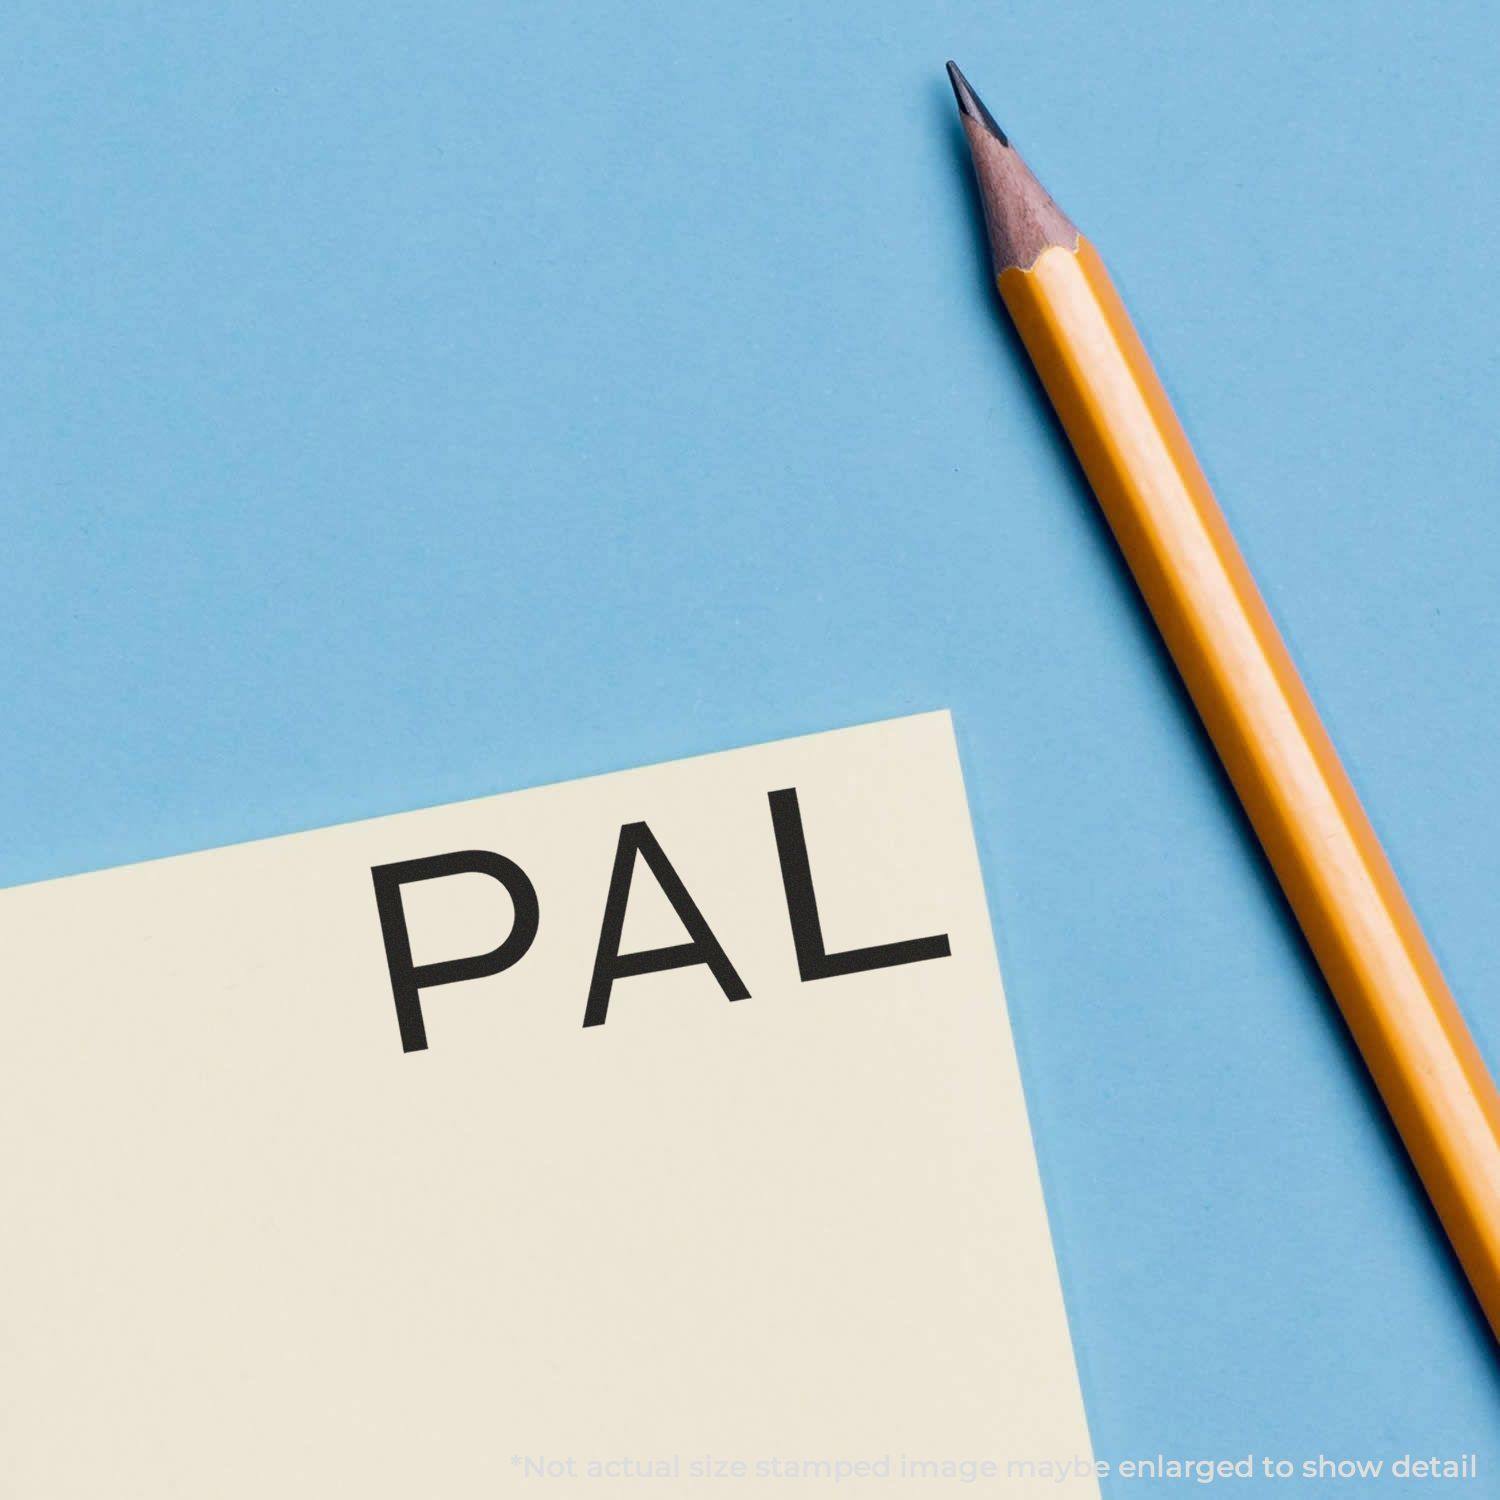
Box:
947, 61, 1076, 273
945, 61, 1008, 148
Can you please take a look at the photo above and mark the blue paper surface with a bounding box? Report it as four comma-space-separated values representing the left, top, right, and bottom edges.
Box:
4, 2, 1499, 1488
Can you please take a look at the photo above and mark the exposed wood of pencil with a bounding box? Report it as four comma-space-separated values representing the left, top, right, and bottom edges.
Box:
947, 61, 1500, 1337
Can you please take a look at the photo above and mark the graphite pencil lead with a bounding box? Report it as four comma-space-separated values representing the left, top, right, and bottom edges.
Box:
945, 61, 1007, 147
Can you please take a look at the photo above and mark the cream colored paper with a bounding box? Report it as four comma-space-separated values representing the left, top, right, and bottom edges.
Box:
1, 712, 1097, 1496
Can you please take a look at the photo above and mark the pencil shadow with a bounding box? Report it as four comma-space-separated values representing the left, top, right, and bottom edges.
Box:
933, 82, 1500, 1383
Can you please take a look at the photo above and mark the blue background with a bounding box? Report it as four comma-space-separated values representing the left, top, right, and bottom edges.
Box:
5, 2, 1499, 1489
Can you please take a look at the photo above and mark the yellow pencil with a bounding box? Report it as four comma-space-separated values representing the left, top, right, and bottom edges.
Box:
946, 60, 1500, 1336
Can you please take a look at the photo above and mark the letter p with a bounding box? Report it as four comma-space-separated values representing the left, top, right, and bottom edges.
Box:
371, 850, 540, 1053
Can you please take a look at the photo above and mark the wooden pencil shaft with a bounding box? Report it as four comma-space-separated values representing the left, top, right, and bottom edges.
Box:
999, 238, 1500, 1336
